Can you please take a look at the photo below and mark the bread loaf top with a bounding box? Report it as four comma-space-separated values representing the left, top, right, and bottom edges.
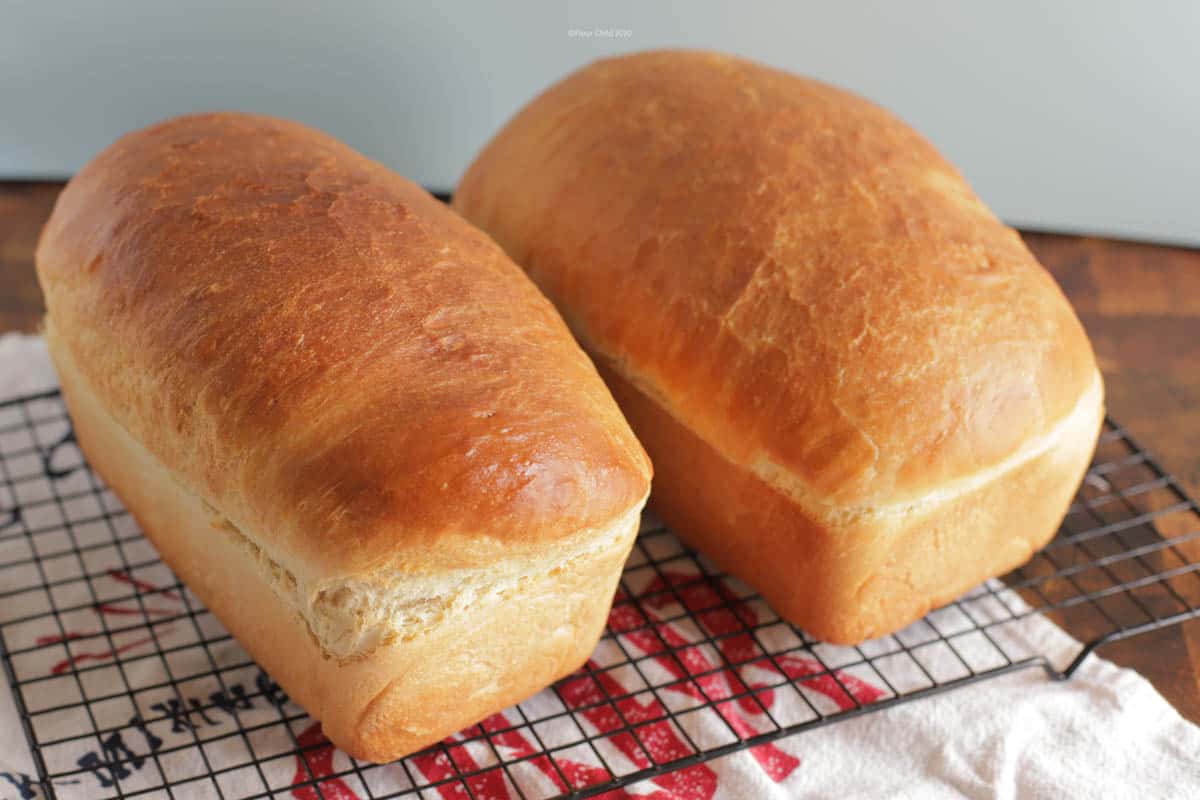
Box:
455, 50, 1100, 515
38, 112, 651, 585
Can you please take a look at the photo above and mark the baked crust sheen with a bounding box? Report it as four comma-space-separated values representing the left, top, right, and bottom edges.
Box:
455, 50, 1104, 641
36, 112, 651, 582
454, 50, 1098, 510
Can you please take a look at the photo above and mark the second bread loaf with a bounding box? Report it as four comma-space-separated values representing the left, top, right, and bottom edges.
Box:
454, 50, 1104, 644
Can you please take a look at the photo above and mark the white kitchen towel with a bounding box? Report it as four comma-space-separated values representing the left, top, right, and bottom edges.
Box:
1, 331, 1198, 800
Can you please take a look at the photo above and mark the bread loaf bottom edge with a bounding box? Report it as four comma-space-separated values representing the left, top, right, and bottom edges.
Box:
596, 357, 1103, 645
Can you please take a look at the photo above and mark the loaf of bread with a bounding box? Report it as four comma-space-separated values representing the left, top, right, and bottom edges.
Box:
36, 112, 651, 762
455, 51, 1103, 644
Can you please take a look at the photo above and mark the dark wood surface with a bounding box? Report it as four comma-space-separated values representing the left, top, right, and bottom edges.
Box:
2, 181, 1198, 720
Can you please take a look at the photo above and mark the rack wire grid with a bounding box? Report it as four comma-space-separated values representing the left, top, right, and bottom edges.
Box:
1, 387, 1199, 800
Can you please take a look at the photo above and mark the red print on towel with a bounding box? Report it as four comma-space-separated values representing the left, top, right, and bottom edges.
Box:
412, 705, 712, 800
37, 569, 183, 675
409, 569, 884, 799
291, 723, 360, 800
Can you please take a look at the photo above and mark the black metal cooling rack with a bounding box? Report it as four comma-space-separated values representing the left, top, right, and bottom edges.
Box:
1, 387, 1199, 800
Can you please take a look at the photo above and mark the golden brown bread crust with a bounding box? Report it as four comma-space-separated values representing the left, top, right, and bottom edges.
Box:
37, 112, 651, 581
51, 332, 637, 760
454, 50, 1104, 641
36, 111, 653, 759
454, 49, 1097, 510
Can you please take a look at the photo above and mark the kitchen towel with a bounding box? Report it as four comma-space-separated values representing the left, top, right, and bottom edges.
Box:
2, 332, 1198, 800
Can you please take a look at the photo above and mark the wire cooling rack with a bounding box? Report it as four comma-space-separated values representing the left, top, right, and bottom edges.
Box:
1, 388, 1199, 800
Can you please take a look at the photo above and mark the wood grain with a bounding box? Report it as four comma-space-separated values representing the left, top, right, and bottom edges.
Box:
1, 182, 1198, 719
0, 182, 57, 334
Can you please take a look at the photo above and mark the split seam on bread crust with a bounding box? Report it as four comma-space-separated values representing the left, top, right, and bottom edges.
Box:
591, 334, 1103, 525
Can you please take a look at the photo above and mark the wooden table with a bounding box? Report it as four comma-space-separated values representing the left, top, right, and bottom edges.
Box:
3, 181, 1198, 720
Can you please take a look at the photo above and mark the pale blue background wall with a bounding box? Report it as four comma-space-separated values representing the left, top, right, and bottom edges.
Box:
1, 1, 1197, 244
